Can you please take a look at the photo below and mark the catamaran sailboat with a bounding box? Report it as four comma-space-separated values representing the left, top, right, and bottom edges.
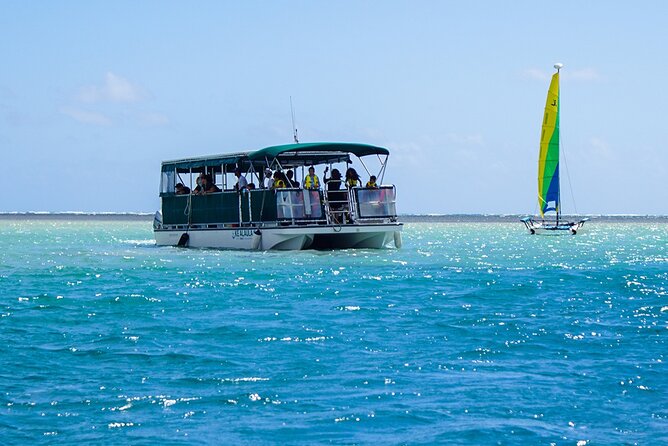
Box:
521, 63, 588, 235
153, 142, 403, 250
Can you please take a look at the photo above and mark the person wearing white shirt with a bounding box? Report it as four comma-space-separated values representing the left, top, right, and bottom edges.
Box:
234, 168, 248, 191
264, 168, 274, 189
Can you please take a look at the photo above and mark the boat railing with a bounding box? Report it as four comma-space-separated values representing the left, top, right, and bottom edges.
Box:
160, 186, 395, 228
323, 188, 350, 224
161, 191, 241, 226
275, 189, 324, 222
353, 186, 397, 219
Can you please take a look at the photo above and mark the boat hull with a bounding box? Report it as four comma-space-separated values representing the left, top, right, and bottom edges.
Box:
521, 218, 589, 235
154, 223, 403, 250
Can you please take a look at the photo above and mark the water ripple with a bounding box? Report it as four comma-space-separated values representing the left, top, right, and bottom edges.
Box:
0, 220, 666, 443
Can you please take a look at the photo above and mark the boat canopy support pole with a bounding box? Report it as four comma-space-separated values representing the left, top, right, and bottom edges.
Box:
238, 192, 243, 226
358, 156, 372, 178
377, 154, 389, 184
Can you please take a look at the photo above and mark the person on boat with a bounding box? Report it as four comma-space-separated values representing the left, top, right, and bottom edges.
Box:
286, 169, 299, 188
234, 168, 248, 191
247, 182, 256, 190
324, 168, 347, 222
175, 183, 191, 195
365, 175, 378, 188
323, 167, 342, 190
193, 174, 205, 194
272, 171, 287, 189
345, 168, 360, 189
200, 174, 221, 194
303, 166, 320, 190
264, 168, 274, 189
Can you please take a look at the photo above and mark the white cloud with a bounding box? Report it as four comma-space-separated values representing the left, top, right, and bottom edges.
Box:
77, 72, 145, 103
62, 74, 170, 126
522, 68, 550, 81
588, 136, 614, 159
60, 107, 112, 126
386, 141, 427, 167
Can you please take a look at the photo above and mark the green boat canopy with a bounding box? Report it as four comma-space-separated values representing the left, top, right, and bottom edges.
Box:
249, 142, 389, 160
162, 142, 389, 172
161, 152, 247, 171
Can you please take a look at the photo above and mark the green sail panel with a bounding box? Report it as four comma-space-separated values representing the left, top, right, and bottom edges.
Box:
538, 72, 560, 217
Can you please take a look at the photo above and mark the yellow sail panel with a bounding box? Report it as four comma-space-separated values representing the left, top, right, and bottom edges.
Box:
537, 72, 560, 217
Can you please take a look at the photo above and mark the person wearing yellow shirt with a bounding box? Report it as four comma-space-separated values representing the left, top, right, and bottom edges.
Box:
365, 175, 378, 188
345, 167, 360, 189
303, 166, 320, 190
272, 171, 287, 188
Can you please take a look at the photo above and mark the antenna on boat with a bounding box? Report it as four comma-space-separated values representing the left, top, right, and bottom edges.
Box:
290, 96, 299, 143
554, 62, 563, 72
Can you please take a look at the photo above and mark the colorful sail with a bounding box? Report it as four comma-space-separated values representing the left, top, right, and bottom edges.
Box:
538, 71, 560, 217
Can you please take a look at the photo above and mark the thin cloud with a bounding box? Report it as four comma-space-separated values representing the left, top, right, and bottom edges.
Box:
522, 68, 550, 81
384, 140, 432, 168
77, 72, 145, 103
60, 107, 112, 126
588, 136, 614, 159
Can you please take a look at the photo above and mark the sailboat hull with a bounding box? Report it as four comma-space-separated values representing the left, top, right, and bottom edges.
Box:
521, 218, 588, 235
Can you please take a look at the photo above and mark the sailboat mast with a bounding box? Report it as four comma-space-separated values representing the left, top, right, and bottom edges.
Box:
555, 63, 561, 225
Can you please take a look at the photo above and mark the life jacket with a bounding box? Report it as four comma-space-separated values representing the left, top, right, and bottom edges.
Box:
274, 179, 286, 188
365, 181, 377, 188
346, 178, 358, 188
304, 174, 320, 189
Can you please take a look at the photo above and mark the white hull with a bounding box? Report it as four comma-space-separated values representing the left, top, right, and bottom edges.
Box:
154, 223, 403, 250
521, 218, 589, 235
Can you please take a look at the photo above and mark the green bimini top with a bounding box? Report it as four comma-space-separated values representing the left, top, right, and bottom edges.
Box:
161, 142, 389, 172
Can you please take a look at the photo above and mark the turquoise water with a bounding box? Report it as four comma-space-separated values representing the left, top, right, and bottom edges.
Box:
1, 219, 666, 444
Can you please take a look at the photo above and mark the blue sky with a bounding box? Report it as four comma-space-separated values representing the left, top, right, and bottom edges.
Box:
1, 1, 666, 214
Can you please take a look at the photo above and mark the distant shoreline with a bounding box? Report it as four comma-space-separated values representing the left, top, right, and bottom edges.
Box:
399, 214, 668, 223
1, 212, 667, 223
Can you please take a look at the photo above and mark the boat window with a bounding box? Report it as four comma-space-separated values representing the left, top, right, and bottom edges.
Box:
355, 187, 396, 218
161, 170, 176, 194
276, 190, 306, 220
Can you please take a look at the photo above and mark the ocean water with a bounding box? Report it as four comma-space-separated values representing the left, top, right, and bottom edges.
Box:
0, 219, 666, 444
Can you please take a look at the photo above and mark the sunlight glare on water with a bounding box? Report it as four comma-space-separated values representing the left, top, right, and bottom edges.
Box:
0, 219, 666, 444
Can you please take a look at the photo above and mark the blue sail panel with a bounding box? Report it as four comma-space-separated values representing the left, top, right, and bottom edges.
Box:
541, 163, 560, 214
